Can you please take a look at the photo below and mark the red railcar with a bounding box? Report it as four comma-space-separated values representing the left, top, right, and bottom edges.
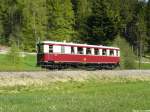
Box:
37, 41, 120, 69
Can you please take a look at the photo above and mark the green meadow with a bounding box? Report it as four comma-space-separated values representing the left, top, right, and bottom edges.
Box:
0, 81, 150, 112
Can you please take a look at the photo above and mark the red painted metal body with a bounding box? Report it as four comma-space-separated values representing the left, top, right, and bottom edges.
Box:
40, 53, 120, 64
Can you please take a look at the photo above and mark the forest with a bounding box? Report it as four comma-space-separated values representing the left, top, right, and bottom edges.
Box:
0, 0, 150, 54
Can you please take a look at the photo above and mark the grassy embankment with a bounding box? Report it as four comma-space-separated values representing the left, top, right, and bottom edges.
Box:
0, 78, 150, 112
0, 54, 42, 71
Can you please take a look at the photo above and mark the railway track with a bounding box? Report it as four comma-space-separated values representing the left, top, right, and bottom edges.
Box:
0, 70, 150, 78
0, 70, 150, 87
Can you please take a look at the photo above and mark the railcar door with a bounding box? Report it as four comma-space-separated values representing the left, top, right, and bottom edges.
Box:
37, 43, 44, 66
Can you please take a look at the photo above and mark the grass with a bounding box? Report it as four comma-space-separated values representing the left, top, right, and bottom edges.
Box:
0, 54, 42, 71
135, 61, 150, 69
136, 56, 150, 69
0, 80, 150, 112
140, 63, 150, 69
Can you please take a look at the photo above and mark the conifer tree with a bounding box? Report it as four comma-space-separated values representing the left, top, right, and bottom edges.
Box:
0, 1, 4, 41
145, 0, 150, 52
146, 0, 150, 37
75, 0, 91, 29
20, 0, 48, 51
47, 0, 75, 41
0, 0, 21, 44
73, 0, 92, 42
86, 0, 116, 44
104, 0, 121, 33
119, 0, 138, 42
0, 0, 149, 55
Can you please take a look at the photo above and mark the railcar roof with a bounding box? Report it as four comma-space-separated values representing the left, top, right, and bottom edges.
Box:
41, 41, 120, 50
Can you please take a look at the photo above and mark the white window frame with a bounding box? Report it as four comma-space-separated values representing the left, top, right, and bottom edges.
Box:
91, 48, 94, 55
114, 50, 117, 56
83, 48, 86, 55
64, 46, 71, 54
74, 47, 78, 54
107, 49, 110, 56
118, 50, 120, 57
61, 46, 65, 54
53, 45, 61, 53
44, 45, 49, 53
99, 49, 102, 56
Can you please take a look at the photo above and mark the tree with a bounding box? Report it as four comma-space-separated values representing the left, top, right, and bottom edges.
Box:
0, 0, 21, 45
146, 0, 150, 52
75, 0, 91, 29
0, 0, 149, 57
85, 0, 117, 45
47, 0, 75, 41
113, 35, 136, 69
0, 0, 4, 43
20, 0, 48, 51
134, 2, 147, 60
0, 0, 48, 51
6, 41, 21, 66
71, 0, 92, 43
104, 0, 121, 33
118, 0, 138, 43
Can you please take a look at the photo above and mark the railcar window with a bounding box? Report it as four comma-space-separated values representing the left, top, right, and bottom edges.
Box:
86, 48, 91, 55
61, 46, 65, 53
71, 47, 75, 54
49, 45, 53, 53
110, 50, 114, 56
102, 49, 107, 56
94, 49, 99, 55
116, 50, 118, 56
116, 50, 119, 56
78, 47, 83, 54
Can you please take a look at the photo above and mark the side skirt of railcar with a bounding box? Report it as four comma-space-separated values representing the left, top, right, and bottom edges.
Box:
38, 61, 120, 70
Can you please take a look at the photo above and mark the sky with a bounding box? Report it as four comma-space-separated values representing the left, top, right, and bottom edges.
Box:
145, 0, 149, 2
139, 0, 149, 2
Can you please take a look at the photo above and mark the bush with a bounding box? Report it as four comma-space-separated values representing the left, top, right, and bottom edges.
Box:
6, 42, 22, 67
113, 35, 137, 69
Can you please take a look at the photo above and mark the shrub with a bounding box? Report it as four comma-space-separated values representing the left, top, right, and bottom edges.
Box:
6, 41, 22, 67
113, 35, 137, 69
